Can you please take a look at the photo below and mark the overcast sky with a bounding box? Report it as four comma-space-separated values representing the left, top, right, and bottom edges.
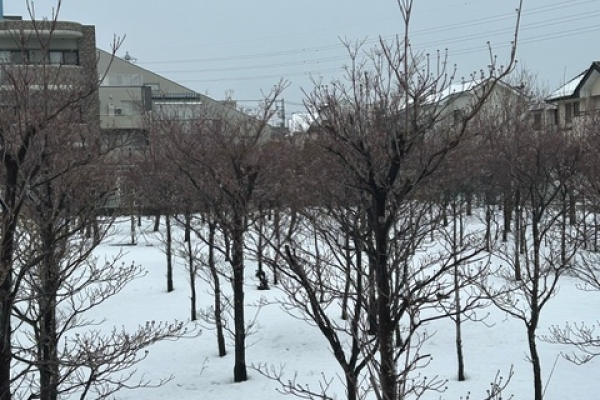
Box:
5, 0, 599, 113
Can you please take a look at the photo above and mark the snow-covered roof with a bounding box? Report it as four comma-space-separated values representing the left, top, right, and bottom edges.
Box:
546, 71, 586, 101
287, 112, 314, 133
429, 79, 482, 104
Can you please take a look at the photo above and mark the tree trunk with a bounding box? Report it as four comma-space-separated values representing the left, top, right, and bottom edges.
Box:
346, 373, 359, 400
503, 193, 513, 243
166, 214, 174, 292
452, 201, 465, 381
367, 251, 378, 336
528, 324, 543, 400
485, 203, 492, 252
209, 222, 226, 357
561, 192, 567, 268
272, 210, 280, 285
465, 191, 472, 216
514, 189, 522, 281
0, 159, 20, 400
153, 212, 161, 232
232, 221, 247, 382
374, 198, 395, 400
187, 215, 197, 321
39, 224, 59, 400
569, 186, 576, 225
530, 215, 543, 400
130, 202, 136, 246
594, 199, 599, 252
341, 230, 351, 320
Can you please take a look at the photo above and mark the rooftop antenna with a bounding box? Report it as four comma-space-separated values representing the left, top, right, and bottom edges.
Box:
123, 51, 137, 64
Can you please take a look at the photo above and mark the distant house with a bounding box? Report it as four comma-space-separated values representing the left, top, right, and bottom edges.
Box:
546, 62, 600, 132
97, 49, 264, 156
305, 78, 529, 138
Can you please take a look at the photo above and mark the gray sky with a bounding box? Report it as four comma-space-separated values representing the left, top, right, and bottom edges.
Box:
5, 0, 599, 113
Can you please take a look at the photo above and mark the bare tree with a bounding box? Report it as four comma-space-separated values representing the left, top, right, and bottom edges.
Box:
148, 83, 287, 382
254, 2, 522, 397
481, 125, 580, 400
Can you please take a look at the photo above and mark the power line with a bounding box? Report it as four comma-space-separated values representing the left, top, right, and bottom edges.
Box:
156, 17, 600, 81
140, 0, 597, 66
173, 22, 600, 86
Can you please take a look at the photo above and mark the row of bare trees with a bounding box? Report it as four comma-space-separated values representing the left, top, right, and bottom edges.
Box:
123, 3, 547, 400
13, 0, 600, 400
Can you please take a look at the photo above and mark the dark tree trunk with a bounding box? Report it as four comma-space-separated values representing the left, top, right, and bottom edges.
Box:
367, 251, 378, 336
503, 193, 513, 243
184, 213, 191, 243
0, 158, 20, 400
272, 211, 280, 285
569, 186, 577, 225
452, 201, 465, 382
373, 196, 395, 400
561, 192, 567, 267
530, 217, 543, 400
514, 189, 522, 281
485, 204, 492, 252
528, 323, 543, 400
209, 221, 226, 357
341, 230, 351, 320
594, 198, 599, 252
465, 191, 472, 216
186, 215, 196, 321
39, 224, 59, 400
346, 373, 359, 400
232, 221, 247, 382
153, 212, 161, 232
130, 210, 136, 245
256, 212, 266, 289
166, 214, 174, 292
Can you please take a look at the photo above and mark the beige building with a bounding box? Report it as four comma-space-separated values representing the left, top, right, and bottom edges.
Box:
0, 15, 99, 126
97, 49, 265, 153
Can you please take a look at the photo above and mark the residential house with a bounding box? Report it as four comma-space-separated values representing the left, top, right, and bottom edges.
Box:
546, 62, 600, 132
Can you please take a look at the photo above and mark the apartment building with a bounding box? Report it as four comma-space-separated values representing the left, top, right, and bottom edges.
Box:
0, 13, 99, 126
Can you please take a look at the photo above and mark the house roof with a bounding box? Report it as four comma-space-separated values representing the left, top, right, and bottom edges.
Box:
546, 61, 600, 102
428, 78, 523, 105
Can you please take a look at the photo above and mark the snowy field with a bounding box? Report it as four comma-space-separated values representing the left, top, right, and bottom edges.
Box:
87, 217, 600, 400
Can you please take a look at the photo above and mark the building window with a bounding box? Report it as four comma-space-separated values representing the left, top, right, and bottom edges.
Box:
148, 83, 160, 93
0, 51, 10, 63
453, 109, 464, 125
573, 101, 581, 117
119, 100, 141, 116
105, 73, 143, 86
10, 50, 25, 64
0, 49, 79, 65
565, 103, 573, 124
63, 51, 79, 65
533, 112, 542, 130
49, 51, 63, 65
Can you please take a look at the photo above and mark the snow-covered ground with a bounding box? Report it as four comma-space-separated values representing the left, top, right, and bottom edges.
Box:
87, 217, 600, 400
